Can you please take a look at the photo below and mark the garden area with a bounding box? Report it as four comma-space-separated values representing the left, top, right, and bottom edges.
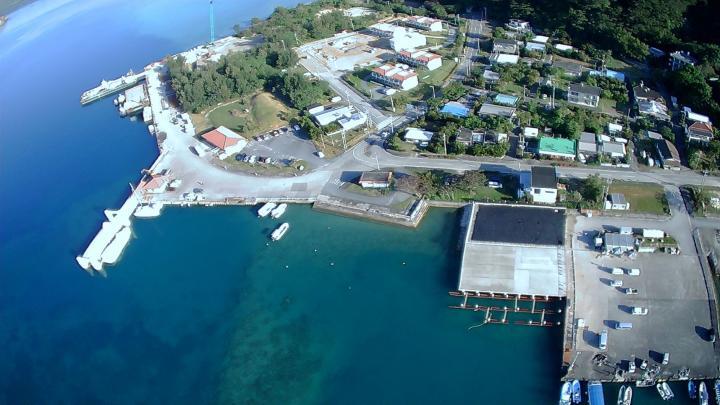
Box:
608, 181, 669, 215
395, 169, 518, 203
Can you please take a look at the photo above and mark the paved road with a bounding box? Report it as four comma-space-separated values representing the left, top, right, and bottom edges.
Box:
451, 15, 487, 82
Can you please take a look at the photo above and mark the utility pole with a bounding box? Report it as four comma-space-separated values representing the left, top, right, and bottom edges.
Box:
389, 94, 395, 112
374, 154, 380, 170
430, 85, 436, 98
293, 32, 299, 45
443, 133, 448, 155
280, 39, 286, 50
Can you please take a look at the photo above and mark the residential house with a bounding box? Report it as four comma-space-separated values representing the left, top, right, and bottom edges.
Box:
601, 141, 626, 159
632, 82, 663, 104
505, 19, 531, 32
455, 128, 483, 146
490, 53, 519, 65
531, 35, 549, 44
605, 193, 630, 211
567, 83, 601, 108
494, 93, 519, 106
655, 138, 681, 170
538, 137, 576, 160
604, 233, 636, 254
608, 123, 623, 136
404, 127, 434, 144
404, 15, 443, 32
483, 70, 500, 83
554, 44, 574, 53
441, 101, 471, 118
578, 132, 598, 160
524, 166, 558, 204
397, 49, 442, 71
669, 51, 696, 71
479, 103, 517, 118
686, 121, 714, 144
684, 107, 711, 124
525, 42, 546, 53
554, 60, 584, 77
369, 23, 426, 51
200, 126, 248, 159
638, 100, 670, 121
523, 127, 539, 139
493, 38, 518, 54
359, 171, 393, 188
371, 63, 419, 90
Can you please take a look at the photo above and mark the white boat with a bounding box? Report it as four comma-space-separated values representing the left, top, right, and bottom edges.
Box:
258, 202, 277, 218
559, 381, 572, 405
617, 386, 625, 405
622, 386, 632, 405
271, 223, 290, 241
657, 382, 674, 401
134, 203, 163, 218
699, 382, 709, 405
270, 203, 287, 219
572, 380, 581, 404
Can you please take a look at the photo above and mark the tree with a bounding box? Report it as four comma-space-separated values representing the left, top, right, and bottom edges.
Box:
456, 171, 487, 191
581, 175, 606, 204
277, 71, 328, 110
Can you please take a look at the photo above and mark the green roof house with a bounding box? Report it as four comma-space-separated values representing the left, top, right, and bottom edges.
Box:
539, 137, 576, 160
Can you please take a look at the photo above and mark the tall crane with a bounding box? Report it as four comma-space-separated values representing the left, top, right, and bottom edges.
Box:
209, 0, 216, 43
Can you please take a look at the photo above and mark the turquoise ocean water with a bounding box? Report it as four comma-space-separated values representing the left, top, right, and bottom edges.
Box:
0, 0, 701, 403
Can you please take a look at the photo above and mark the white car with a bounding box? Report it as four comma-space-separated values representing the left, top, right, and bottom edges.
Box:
631, 307, 648, 315
293, 124, 301, 131
610, 280, 623, 287
487, 181, 502, 189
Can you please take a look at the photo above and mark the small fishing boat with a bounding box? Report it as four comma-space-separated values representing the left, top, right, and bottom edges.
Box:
257, 202, 277, 218
270, 203, 287, 219
699, 381, 709, 405
622, 386, 632, 405
617, 386, 626, 405
559, 381, 572, 405
270, 222, 290, 241
714, 380, 720, 405
657, 382, 674, 401
572, 380, 581, 404
690, 380, 697, 399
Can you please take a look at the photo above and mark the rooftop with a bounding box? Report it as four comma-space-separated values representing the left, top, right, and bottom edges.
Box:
539, 137, 576, 156
359, 171, 392, 183
568, 83, 601, 96
609, 193, 627, 205
479, 103, 516, 117
531, 166, 557, 189
201, 126, 245, 150
441, 101, 470, 118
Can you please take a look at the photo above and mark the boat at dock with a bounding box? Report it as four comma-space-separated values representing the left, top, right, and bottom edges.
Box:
257, 202, 277, 218
571, 380, 581, 404
690, 380, 697, 399
699, 381, 709, 405
714, 380, 720, 405
270, 203, 287, 219
559, 381, 572, 405
270, 223, 290, 241
588, 381, 605, 405
80, 70, 144, 105
617, 385, 632, 405
656, 382, 674, 400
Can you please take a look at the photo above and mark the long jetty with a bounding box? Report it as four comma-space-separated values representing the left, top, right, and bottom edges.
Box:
80, 71, 146, 105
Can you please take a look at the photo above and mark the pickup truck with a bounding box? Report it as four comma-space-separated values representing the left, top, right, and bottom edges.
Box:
623, 288, 639, 295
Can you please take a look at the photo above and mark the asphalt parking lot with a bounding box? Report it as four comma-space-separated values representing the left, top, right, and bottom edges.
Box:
568, 214, 717, 381
241, 128, 325, 169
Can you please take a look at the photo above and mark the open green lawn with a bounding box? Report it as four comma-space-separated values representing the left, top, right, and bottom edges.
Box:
608, 181, 669, 215
431, 173, 518, 203
419, 60, 457, 86
497, 82, 524, 96
207, 92, 294, 136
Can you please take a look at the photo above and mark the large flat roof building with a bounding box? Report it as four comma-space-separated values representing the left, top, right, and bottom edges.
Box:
458, 204, 567, 297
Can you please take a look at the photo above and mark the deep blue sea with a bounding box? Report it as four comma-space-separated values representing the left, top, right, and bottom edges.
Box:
0, 1, 700, 403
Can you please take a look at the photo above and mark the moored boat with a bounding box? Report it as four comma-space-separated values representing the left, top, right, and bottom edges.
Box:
623, 386, 632, 405
559, 381, 572, 405
690, 380, 697, 399
699, 381, 709, 405
270, 203, 287, 219
714, 380, 720, 405
258, 202, 277, 218
617, 386, 626, 405
572, 380, 581, 404
270, 222, 290, 241
657, 382, 674, 401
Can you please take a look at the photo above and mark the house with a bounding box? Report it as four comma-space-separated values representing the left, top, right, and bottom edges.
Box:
479, 103, 516, 118
684, 107, 711, 124
312, 105, 352, 126
605, 193, 630, 211
337, 112, 368, 131
567, 83, 601, 108
554, 44, 574, 53
686, 121, 714, 144
553, 60, 584, 77
578, 132, 598, 157
359, 171, 393, 188
524, 42, 546, 53
481, 131, 508, 144
490, 53, 519, 65
589, 69, 625, 82
638, 100, 670, 121
632, 82, 663, 104
525, 166, 558, 204
456, 128, 483, 146
371, 63, 419, 90
404, 127, 434, 144
139, 173, 170, 194
483, 70, 500, 83
505, 19, 531, 32
538, 137, 576, 160
604, 233, 636, 254
404, 15, 443, 32
201, 126, 248, 159
307, 103, 325, 115
655, 138, 680, 170
369, 23, 426, 51
531, 35, 549, 44
441, 101, 471, 118
608, 123, 623, 135
601, 141, 626, 159
397, 49, 442, 71
493, 38, 518, 54
494, 93, 519, 106
669, 51, 696, 71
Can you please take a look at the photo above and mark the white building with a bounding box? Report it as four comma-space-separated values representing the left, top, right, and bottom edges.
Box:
505, 19, 531, 32
311, 105, 366, 131
605, 193, 630, 210
200, 126, 248, 159
337, 112, 367, 131
523, 166, 558, 204
390, 28, 426, 51
490, 53, 519, 65
371, 63, 419, 90
404, 127, 434, 144
404, 15, 443, 32
397, 49, 442, 71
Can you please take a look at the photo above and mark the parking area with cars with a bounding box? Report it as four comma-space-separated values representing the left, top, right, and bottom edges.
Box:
237, 125, 326, 170
567, 214, 718, 382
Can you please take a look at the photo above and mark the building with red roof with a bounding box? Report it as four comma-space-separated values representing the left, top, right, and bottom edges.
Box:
200, 126, 248, 159
397, 50, 442, 71
370, 63, 419, 90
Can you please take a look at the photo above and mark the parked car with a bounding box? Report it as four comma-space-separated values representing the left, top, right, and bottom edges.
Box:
662, 352, 670, 365
293, 124, 301, 131
626, 268, 641, 276
615, 322, 633, 330
610, 280, 623, 287
487, 181, 502, 189
623, 288, 638, 295
611, 267, 624, 275
631, 306, 648, 315
248, 155, 257, 164
316, 151, 325, 158
235, 153, 246, 161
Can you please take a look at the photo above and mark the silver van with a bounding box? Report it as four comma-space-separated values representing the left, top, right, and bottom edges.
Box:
615, 322, 633, 330
599, 330, 608, 350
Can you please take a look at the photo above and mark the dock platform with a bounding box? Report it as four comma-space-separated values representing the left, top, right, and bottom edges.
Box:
80, 71, 145, 105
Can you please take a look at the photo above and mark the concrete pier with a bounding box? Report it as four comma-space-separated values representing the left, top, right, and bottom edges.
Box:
80, 71, 146, 105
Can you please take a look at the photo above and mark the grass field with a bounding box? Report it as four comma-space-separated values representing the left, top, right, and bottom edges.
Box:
608, 181, 669, 215
419, 60, 457, 86
207, 92, 294, 136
